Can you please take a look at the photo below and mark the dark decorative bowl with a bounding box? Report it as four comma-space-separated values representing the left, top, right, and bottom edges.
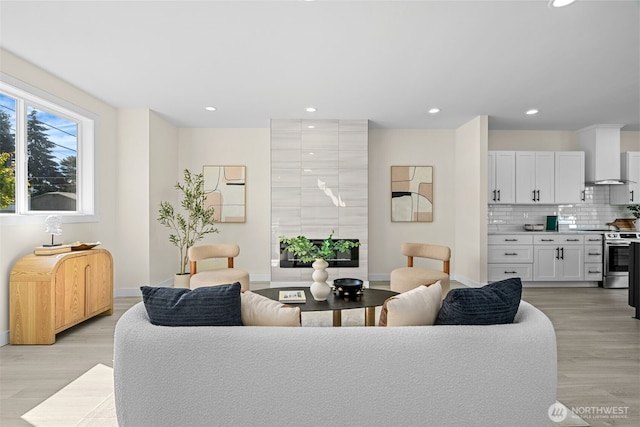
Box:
333, 278, 364, 301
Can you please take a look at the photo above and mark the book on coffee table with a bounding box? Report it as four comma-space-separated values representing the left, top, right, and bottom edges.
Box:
279, 290, 306, 303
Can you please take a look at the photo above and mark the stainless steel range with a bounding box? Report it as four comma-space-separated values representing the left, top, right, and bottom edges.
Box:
603, 232, 640, 289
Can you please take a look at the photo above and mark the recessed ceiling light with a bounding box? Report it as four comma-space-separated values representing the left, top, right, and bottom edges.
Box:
549, 0, 577, 8
204, 106, 217, 111
306, 107, 317, 113
526, 109, 539, 115
428, 108, 440, 114
307, 125, 315, 129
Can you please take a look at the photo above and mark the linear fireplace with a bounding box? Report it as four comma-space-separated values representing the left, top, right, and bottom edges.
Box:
280, 239, 360, 268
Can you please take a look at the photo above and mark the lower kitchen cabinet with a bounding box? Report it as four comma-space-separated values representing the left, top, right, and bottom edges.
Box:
489, 233, 604, 284
533, 245, 583, 281
488, 234, 534, 282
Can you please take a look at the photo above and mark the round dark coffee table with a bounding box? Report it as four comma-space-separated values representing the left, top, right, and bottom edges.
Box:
254, 287, 397, 326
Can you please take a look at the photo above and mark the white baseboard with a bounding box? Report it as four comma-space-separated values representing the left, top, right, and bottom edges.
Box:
368, 273, 390, 281
0, 331, 8, 347
450, 274, 484, 288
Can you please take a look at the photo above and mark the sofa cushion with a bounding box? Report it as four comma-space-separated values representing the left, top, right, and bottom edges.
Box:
379, 282, 443, 326
435, 277, 522, 325
241, 291, 301, 326
140, 283, 242, 326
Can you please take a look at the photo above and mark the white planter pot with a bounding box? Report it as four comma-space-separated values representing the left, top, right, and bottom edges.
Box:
635, 219, 640, 231
310, 258, 331, 301
174, 273, 191, 289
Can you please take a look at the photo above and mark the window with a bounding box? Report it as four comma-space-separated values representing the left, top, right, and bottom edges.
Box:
0, 80, 94, 217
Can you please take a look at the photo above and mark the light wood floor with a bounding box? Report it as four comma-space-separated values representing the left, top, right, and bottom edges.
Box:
0, 283, 638, 427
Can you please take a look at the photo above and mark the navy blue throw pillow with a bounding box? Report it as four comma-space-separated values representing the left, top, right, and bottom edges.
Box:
435, 278, 522, 325
141, 283, 242, 326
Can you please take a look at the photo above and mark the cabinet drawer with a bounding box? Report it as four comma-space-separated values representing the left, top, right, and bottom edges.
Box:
533, 235, 584, 245
584, 234, 603, 244
488, 235, 533, 245
584, 263, 603, 281
488, 264, 532, 282
584, 245, 603, 262
488, 246, 534, 263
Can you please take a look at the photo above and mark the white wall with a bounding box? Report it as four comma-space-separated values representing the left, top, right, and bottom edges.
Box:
454, 116, 488, 287
177, 128, 271, 281
490, 129, 639, 152
0, 49, 118, 344
368, 129, 457, 279
116, 109, 151, 290
149, 111, 179, 285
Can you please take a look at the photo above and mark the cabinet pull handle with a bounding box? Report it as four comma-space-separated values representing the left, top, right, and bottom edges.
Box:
560, 247, 564, 260
532, 190, 536, 202
581, 190, 586, 202
631, 190, 635, 202
504, 239, 518, 242
588, 269, 601, 274
497, 189, 501, 201
588, 238, 600, 242
555, 248, 560, 259
566, 239, 579, 242
504, 271, 517, 274
589, 251, 601, 255
541, 239, 554, 241
504, 252, 518, 256
493, 190, 496, 202
536, 189, 540, 202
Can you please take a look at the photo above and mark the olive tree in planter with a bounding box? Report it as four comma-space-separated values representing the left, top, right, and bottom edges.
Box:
158, 169, 219, 287
279, 231, 360, 301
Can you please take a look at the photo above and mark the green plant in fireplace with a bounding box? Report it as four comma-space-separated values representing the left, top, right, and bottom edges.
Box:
279, 231, 360, 263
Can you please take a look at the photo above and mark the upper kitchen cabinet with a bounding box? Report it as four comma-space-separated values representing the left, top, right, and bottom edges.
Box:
554, 151, 585, 204
610, 152, 640, 205
515, 152, 555, 204
488, 151, 515, 204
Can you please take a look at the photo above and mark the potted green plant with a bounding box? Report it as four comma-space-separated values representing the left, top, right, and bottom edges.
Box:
158, 169, 219, 287
627, 205, 640, 230
279, 231, 360, 301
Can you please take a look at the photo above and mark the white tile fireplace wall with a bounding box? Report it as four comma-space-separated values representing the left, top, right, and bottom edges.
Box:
488, 186, 629, 231
270, 119, 368, 284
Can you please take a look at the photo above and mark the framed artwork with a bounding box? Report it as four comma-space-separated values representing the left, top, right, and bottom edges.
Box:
391, 166, 433, 222
203, 165, 246, 223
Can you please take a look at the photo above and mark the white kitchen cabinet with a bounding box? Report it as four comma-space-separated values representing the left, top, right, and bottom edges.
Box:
610, 152, 640, 204
488, 234, 533, 282
554, 151, 585, 204
533, 235, 584, 281
488, 151, 515, 204
515, 152, 555, 204
583, 234, 603, 281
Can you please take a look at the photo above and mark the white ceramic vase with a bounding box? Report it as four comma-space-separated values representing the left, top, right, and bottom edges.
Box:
174, 273, 191, 289
310, 258, 331, 301
635, 219, 640, 231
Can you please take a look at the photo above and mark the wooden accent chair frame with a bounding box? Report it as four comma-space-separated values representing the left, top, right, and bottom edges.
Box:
390, 243, 451, 296
188, 244, 250, 291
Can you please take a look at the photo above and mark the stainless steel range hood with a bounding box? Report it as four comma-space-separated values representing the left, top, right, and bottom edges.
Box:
577, 124, 628, 185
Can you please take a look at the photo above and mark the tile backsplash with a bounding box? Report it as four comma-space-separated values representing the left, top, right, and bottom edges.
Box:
488, 186, 630, 231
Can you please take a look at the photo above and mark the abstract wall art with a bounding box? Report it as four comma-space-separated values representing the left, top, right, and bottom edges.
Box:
203, 165, 246, 223
391, 166, 433, 222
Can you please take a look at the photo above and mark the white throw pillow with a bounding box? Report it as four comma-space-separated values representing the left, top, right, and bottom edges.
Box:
379, 282, 443, 327
241, 291, 301, 326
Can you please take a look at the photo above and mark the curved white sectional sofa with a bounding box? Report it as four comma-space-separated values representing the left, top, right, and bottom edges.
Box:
114, 301, 557, 427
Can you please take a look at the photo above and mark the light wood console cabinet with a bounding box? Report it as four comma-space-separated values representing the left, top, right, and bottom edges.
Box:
10, 249, 113, 344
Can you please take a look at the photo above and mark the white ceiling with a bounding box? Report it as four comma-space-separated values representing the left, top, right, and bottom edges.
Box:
0, 0, 638, 131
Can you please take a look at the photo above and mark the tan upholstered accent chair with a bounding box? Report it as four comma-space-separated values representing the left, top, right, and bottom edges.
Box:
188, 244, 250, 291
390, 243, 451, 296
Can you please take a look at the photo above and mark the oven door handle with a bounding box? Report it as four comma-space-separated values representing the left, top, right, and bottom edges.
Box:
605, 242, 630, 246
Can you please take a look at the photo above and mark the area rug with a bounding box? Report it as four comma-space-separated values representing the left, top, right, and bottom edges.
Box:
21, 363, 116, 427
21, 350, 588, 427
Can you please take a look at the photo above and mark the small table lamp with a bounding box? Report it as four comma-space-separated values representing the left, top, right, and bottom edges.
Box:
44, 215, 63, 247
